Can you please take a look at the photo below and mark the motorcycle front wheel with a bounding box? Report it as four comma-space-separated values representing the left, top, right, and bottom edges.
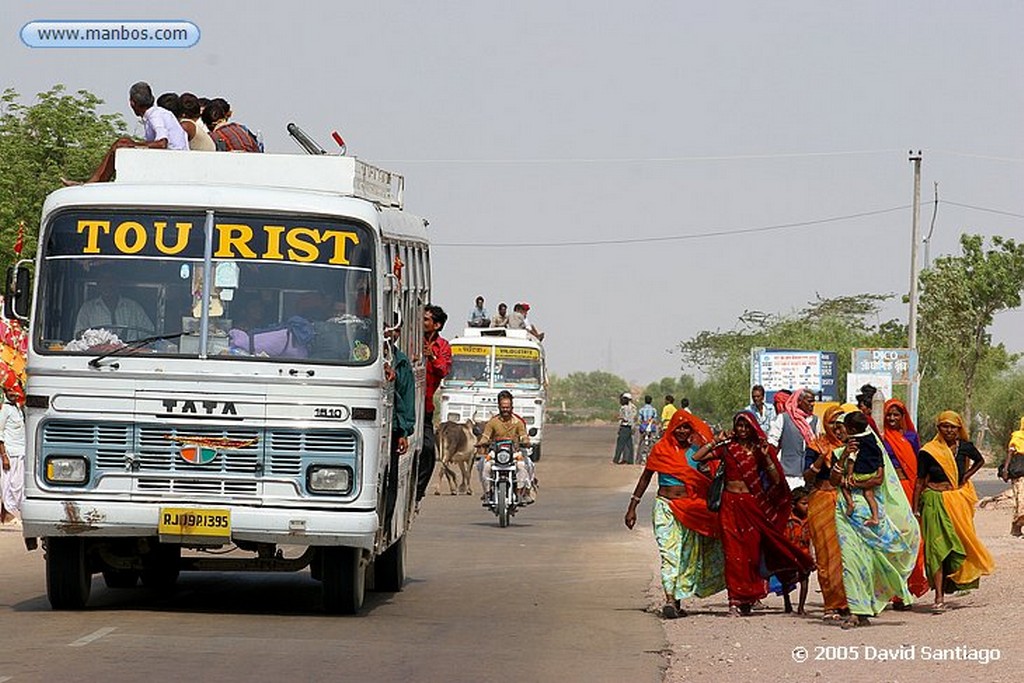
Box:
496, 479, 510, 528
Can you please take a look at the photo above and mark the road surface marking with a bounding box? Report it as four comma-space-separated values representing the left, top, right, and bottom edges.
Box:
69, 627, 116, 647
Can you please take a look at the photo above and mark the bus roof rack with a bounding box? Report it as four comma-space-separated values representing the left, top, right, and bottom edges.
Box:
112, 148, 404, 209
465, 328, 532, 339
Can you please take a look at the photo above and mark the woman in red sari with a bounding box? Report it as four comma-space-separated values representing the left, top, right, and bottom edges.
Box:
694, 411, 815, 616
625, 410, 725, 618
881, 398, 929, 600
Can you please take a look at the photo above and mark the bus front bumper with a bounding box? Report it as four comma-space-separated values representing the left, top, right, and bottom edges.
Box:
21, 498, 379, 549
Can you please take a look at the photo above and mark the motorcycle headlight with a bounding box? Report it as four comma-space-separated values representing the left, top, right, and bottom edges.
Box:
495, 449, 514, 466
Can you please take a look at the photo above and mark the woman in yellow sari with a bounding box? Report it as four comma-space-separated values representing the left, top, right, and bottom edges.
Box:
913, 411, 995, 612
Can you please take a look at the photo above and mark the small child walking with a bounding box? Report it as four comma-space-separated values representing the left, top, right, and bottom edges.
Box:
783, 486, 812, 615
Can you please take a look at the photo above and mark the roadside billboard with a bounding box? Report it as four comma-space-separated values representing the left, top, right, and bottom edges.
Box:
750, 348, 839, 403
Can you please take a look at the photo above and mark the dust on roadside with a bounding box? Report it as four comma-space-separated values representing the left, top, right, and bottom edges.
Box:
647, 468, 1022, 683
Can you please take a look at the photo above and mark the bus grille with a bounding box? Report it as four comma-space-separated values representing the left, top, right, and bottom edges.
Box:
41, 420, 360, 498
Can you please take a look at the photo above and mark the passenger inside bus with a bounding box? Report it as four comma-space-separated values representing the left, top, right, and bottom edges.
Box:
74, 269, 155, 341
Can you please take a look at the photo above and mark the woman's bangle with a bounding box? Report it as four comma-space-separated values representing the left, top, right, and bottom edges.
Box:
809, 464, 821, 473
630, 494, 641, 503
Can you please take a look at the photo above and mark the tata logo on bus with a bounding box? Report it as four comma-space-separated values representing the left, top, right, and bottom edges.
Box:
74, 218, 361, 265
165, 435, 259, 466
161, 399, 238, 415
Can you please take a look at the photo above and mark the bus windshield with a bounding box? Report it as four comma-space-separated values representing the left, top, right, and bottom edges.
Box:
36, 209, 377, 364
445, 344, 541, 389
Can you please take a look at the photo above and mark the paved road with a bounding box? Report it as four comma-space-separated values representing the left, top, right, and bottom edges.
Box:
0, 425, 662, 683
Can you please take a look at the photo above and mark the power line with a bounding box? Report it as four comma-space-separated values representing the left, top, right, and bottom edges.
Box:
379, 148, 903, 165
434, 205, 911, 248
941, 200, 1024, 220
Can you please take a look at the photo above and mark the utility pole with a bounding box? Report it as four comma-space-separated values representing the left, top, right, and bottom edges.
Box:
908, 151, 922, 349
907, 151, 922, 424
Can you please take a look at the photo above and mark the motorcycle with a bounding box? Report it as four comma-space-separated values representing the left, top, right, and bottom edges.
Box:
484, 439, 524, 528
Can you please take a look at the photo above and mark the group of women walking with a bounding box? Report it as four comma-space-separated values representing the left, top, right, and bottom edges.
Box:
625, 395, 996, 627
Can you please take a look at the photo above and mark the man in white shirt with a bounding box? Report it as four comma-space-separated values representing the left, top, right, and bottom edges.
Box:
0, 386, 26, 524
65, 81, 188, 184
74, 271, 154, 340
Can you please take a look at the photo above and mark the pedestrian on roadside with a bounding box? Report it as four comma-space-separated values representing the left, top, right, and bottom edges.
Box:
625, 409, 726, 618
661, 395, 677, 430
613, 393, 637, 465
416, 305, 452, 502
768, 388, 819, 490
746, 384, 776, 435
881, 398, 930, 601
803, 405, 850, 622
913, 411, 994, 612
999, 416, 1024, 536
692, 411, 814, 617
0, 383, 26, 526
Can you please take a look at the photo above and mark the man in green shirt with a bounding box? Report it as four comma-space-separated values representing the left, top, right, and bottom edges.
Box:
384, 325, 416, 528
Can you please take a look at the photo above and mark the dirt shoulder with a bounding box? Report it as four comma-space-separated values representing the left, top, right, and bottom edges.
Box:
647, 466, 1021, 683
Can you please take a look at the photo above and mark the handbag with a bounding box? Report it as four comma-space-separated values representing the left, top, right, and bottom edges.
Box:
1006, 454, 1024, 480
707, 459, 726, 512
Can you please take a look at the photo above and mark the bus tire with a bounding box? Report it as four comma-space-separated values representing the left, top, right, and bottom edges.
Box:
46, 537, 92, 610
373, 535, 406, 592
322, 546, 364, 614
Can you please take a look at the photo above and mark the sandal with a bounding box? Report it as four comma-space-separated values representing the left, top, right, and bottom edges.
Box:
662, 603, 681, 619
931, 602, 947, 613
822, 612, 842, 622
728, 605, 742, 618
840, 615, 869, 629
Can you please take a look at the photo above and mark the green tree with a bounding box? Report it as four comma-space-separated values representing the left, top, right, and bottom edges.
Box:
548, 370, 629, 423
0, 85, 126, 271
917, 234, 1024, 432
677, 294, 905, 427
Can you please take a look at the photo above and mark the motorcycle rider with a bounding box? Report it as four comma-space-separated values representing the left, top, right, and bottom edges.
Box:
476, 390, 534, 504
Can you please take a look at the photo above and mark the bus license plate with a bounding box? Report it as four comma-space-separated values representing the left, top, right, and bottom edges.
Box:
158, 507, 231, 540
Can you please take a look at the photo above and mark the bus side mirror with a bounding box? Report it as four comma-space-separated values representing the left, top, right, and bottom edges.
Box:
4, 262, 31, 321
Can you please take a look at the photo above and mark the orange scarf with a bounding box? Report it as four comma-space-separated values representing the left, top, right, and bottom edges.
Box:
645, 410, 721, 538
883, 398, 918, 482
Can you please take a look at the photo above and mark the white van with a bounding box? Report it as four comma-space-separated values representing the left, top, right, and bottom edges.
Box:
437, 328, 546, 459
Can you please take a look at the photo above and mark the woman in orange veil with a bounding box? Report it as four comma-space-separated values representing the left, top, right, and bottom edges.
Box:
881, 399, 929, 599
625, 410, 726, 618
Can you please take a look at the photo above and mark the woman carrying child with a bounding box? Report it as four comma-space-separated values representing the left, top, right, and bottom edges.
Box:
832, 411, 919, 628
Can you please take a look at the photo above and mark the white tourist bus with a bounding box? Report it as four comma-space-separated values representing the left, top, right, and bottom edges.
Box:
437, 328, 547, 459
6, 148, 431, 613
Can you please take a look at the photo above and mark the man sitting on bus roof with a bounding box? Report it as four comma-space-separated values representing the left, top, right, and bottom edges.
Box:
63, 81, 189, 185
467, 296, 490, 328
491, 302, 510, 328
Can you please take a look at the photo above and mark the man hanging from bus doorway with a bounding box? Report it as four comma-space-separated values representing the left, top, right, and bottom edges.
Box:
382, 320, 415, 531
416, 304, 452, 504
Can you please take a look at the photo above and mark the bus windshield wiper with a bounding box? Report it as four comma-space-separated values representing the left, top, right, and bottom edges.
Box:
88, 332, 185, 368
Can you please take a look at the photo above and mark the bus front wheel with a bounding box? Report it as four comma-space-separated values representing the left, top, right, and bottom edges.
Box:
46, 537, 92, 610
322, 546, 365, 614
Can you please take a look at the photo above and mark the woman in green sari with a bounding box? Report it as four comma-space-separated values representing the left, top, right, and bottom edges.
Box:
832, 410, 919, 628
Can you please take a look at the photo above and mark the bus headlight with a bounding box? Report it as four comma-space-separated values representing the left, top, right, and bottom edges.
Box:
45, 456, 89, 485
307, 465, 353, 494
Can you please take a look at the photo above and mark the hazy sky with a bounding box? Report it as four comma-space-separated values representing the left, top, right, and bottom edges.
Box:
4, 1, 1023, 384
